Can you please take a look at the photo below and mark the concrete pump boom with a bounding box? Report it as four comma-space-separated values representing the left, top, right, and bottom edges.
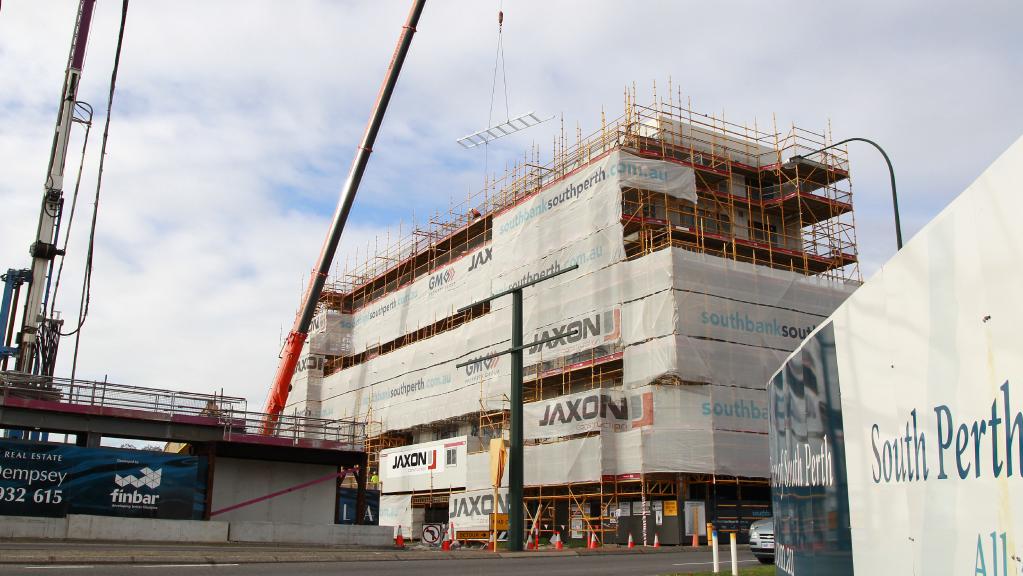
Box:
16, 0, 97, 374
263, 0, 426, 425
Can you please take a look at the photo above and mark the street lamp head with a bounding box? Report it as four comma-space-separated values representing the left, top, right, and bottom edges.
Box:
782, 137, 903, 250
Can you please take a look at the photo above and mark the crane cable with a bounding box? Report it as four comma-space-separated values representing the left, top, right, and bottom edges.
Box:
67, 0, 129, 379
483, 2, 510, 179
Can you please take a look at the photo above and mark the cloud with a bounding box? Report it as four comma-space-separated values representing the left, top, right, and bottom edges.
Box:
1, 0, 1020, 408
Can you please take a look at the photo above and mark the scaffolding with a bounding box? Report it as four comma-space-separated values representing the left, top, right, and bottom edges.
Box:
363, 423, 409, 487
309, 84, 860, 543
321, 84, 857, 318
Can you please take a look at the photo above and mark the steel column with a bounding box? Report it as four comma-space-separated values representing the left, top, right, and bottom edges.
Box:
509, 289, 524, 550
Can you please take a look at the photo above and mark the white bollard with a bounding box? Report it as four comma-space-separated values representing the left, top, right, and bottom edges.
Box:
712, 530, 720, 573
729, 532, 738, 576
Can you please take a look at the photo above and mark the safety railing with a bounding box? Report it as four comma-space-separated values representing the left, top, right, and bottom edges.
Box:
0, 371, 247, 414
0, 371, 365, 448
220, 409, 366, 447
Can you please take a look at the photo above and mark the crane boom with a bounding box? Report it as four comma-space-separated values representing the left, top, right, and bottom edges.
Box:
263, 0, 427, 424
16, 0, 97, 374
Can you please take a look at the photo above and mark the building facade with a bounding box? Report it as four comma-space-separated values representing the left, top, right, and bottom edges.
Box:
288, 92, 860, 545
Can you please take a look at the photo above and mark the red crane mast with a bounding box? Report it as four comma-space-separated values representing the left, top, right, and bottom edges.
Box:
263, 1, 427, 427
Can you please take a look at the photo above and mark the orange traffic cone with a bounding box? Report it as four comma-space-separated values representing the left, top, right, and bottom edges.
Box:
441, 522, 452, 550
527, 530, 535, 550
653, 532, 661, 548
395, 525, 405, 549
553, 532, 563, 550
691, 529, 699, 547
627, 532, 635, 549
589, 530, 600, 549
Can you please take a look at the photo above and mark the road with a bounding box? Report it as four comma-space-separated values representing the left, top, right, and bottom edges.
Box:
0, 548, 762, 576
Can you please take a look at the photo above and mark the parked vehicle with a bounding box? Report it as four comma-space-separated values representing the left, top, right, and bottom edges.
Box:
748, 517, 775, 564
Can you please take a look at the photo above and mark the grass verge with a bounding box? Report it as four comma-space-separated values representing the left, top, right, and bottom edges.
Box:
662, 565, 774, 576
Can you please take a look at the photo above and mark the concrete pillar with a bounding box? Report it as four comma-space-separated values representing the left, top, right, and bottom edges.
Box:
202, 444, 216, 520
74, 432, 101, 448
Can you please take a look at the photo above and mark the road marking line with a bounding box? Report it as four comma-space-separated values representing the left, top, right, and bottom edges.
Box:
24, 567, 95, 570
671, 559, 758, 566
139, 564, 240, 568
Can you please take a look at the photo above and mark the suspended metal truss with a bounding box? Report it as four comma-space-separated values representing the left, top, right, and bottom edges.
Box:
456, 111, 554, 149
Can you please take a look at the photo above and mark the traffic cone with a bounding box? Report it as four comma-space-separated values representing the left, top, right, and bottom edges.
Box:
553, 532, 563, 551
654, 532, 661, 548
589, 530, 600, 549
627, 532, 635, 549
691, 529, 699, 547
527, 530, 535, 550
395, 525, 405, 549
442, 522, 452, 550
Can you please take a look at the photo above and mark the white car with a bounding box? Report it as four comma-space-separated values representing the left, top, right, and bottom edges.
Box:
748, 518, 775, 564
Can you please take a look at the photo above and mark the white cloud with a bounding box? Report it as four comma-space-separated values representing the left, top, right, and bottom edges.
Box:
1, 0, 1020, 408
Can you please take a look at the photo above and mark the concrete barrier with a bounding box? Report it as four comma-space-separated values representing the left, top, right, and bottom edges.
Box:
329, 524, 392, 547
0, 516, 68, 539
229, 521, 392, 547
66, 515, 229, 543
0, 514, 389, 547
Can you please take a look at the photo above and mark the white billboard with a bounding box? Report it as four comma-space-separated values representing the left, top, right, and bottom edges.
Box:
770, 135, 1023, 575
380, 436, 468, 494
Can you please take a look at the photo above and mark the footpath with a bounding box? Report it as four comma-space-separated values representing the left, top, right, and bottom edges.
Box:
0, 541, 703, 565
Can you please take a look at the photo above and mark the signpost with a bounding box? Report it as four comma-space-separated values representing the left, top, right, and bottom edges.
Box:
456, 264, 580, 551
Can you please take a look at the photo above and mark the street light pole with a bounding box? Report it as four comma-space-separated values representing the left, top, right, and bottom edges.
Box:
786, 137, 903, 250
456, 264, 580, 551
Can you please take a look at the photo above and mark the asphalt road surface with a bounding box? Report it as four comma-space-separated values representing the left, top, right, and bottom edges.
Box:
0, 549, 762, 576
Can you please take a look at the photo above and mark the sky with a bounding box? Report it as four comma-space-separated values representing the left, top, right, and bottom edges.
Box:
0, 1, 1020, 410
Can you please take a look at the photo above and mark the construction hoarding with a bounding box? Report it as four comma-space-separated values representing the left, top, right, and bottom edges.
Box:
379, 493, 414, 538
770, 136, 1023, 574
337, 487, 379, 525
448, 488, 508, 534
0, 440, 206, 520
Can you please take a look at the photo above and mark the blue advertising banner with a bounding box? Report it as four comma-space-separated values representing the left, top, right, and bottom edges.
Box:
337, 487, 379, 525
0, 440, 206, 519
769, 323, 854, 575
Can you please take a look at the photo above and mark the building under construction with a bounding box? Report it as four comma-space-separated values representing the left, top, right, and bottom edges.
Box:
286, 87, 860, 545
